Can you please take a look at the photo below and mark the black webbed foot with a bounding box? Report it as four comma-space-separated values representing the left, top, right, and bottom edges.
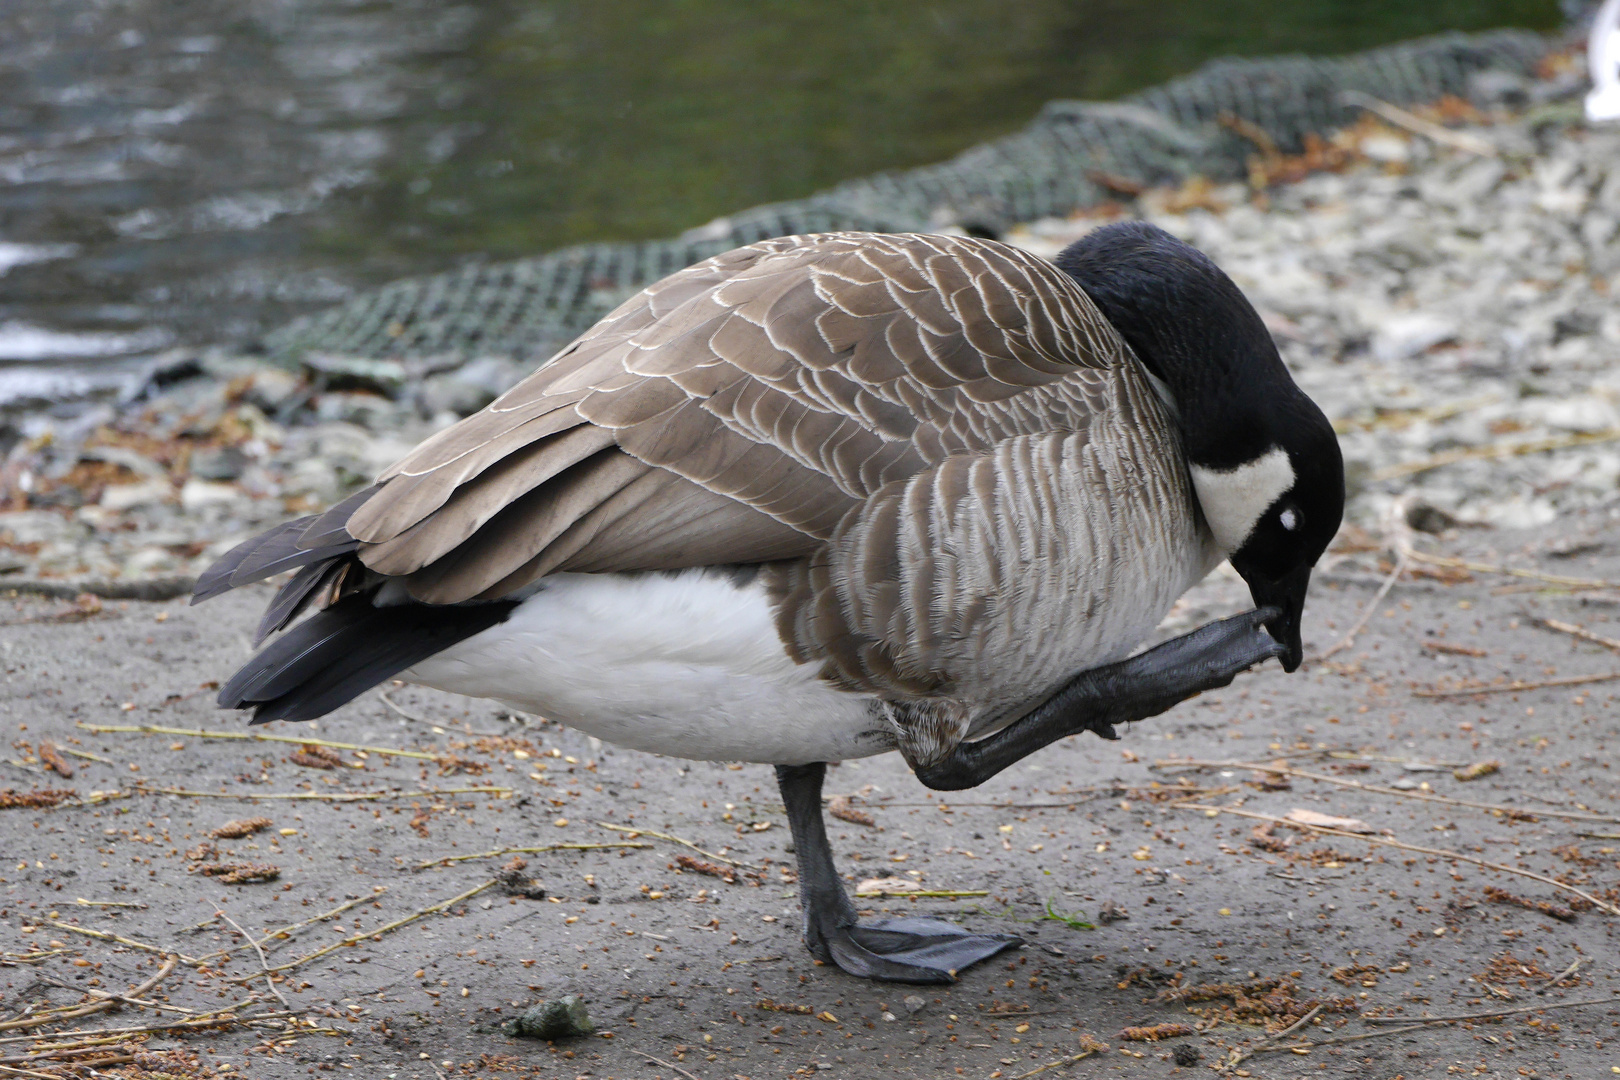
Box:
777, 762, 1021, 984
817, 917, 1021, 984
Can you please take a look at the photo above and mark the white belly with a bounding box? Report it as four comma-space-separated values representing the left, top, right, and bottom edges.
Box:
403, 569, 896, 765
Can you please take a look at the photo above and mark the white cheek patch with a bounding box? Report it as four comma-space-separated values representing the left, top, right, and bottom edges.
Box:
1189, 445, 1296, 554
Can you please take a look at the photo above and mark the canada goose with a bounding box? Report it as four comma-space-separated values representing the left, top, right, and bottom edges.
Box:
196, 222, 1344, 985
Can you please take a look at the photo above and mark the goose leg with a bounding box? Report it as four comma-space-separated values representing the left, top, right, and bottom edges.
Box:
776, 761, 1021, 983
916, 607, 1284, 791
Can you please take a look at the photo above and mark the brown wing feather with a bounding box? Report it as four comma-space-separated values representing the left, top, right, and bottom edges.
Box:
298, 232, 1132, 606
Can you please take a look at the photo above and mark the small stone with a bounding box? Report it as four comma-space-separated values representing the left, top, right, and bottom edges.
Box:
180, 478, 244, 512
242, 367, 302, 411
902, 994, 926, 1015
303, 354, 407, 397
100, 480, 172, 511
188, 445, 247, 481
1172, 1043, 1201, 1066
1370, 313, 1457, 363
500, 995, 595, 1040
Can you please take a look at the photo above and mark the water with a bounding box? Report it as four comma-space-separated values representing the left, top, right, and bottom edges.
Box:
0, 0, 1560, 408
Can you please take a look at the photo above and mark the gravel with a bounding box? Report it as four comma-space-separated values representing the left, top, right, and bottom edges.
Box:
1, 64, 1615, 587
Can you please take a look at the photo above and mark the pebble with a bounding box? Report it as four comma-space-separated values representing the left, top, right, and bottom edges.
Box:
0, 74, 1613, 584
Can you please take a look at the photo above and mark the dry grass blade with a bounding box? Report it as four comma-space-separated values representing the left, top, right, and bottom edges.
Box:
1176, 804, 1620, 916
1371, 428, 1620, 482
1414, 670, 1620, 698
0, 955, 177, 1031
76, 721, 439, 760
1404, 549, 1620, 591
1008, 1039, 1108, 1078
128, 783, 510, 802
1358, 994, 1616, 1026
198, 893, 378, 963
1332, 394, 1499, 434
227, 879, 496, 982
42, 923, 202, 965
595, 821, 761, 870
217, 910, 289, 1009
628, 1048, 704, 1080
414, 841, 648, 870
1533, 617, 1620, 652
1156, 758, 1620, 824
0, 1006, 297, 1046
1339, 89, 1498, 155
1228, 1003, 1324, 1067
853, 885, 988, 899
1310, 496, 1411, 664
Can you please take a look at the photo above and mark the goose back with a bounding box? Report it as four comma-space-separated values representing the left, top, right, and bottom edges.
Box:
250, 231, 1207, 710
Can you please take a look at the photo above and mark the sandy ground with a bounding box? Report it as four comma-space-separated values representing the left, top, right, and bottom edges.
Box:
2, 509, 1619, 1080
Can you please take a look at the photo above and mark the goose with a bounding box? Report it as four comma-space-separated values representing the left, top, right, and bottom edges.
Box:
194, 222, 1344, 985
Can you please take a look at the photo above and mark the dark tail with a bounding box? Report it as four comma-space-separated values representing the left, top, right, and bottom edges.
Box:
217, 592, 516, 724
196, 485, 515, 723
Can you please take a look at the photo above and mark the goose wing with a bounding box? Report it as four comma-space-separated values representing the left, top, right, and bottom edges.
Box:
225, 231, 1137, 607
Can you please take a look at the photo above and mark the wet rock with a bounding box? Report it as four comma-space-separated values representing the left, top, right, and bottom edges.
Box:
1370, 313, 1458, 363
303, 354, 407, 397
241, 367, 303, 411
1405, 502, 1460, 535
189, 445, 246, 481
180, 478, 245, 512
419, 372, 496, 417
500, 995, 595, 1040
100, 479, 172, 511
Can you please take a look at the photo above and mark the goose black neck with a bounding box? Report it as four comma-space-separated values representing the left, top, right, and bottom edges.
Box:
1054, 221, 1294, 470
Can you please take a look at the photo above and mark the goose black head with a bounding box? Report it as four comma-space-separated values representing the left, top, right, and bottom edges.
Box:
1056, 220, 1344, 672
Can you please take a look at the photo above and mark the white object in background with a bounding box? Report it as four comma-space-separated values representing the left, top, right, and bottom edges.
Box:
1589, 0, 1620, 122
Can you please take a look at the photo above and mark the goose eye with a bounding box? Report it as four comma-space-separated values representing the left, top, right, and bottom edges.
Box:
1279, 508, 1299, 532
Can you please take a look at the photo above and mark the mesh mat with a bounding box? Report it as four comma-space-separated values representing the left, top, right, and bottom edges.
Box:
265, 29, 1545, 367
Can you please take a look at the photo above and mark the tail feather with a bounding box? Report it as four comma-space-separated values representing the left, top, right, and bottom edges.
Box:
253, 559, 348, 645
191, 484, 381, 604
219, 592, 516, 724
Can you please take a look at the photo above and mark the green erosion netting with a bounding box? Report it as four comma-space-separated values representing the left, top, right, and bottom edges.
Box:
264, 29, 1546, 368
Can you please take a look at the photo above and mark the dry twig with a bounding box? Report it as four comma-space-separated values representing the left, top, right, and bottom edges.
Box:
76, 721, 439, 760
595, 821, 761, 870
1371, 428, 1620, 482
127, 782, 509, 802
1175, 804, 1620, 916
0, 955, 177, 1032
1358, 994, 1615, 1026
414, 841, 648, 870
1310, 497, 1411, 664
226, 878, 496, 981
1155, 758, 1619, 824
627, 1049, 704, 1080
1405, 549, 1620, 592
1413, 670, 1620, 698
1339, 90, 1498, 155
1533, 617, 1620, 652
42, 923, 202, 966
217, 910, 289, 1009
1228, 1003, 1325, 1067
